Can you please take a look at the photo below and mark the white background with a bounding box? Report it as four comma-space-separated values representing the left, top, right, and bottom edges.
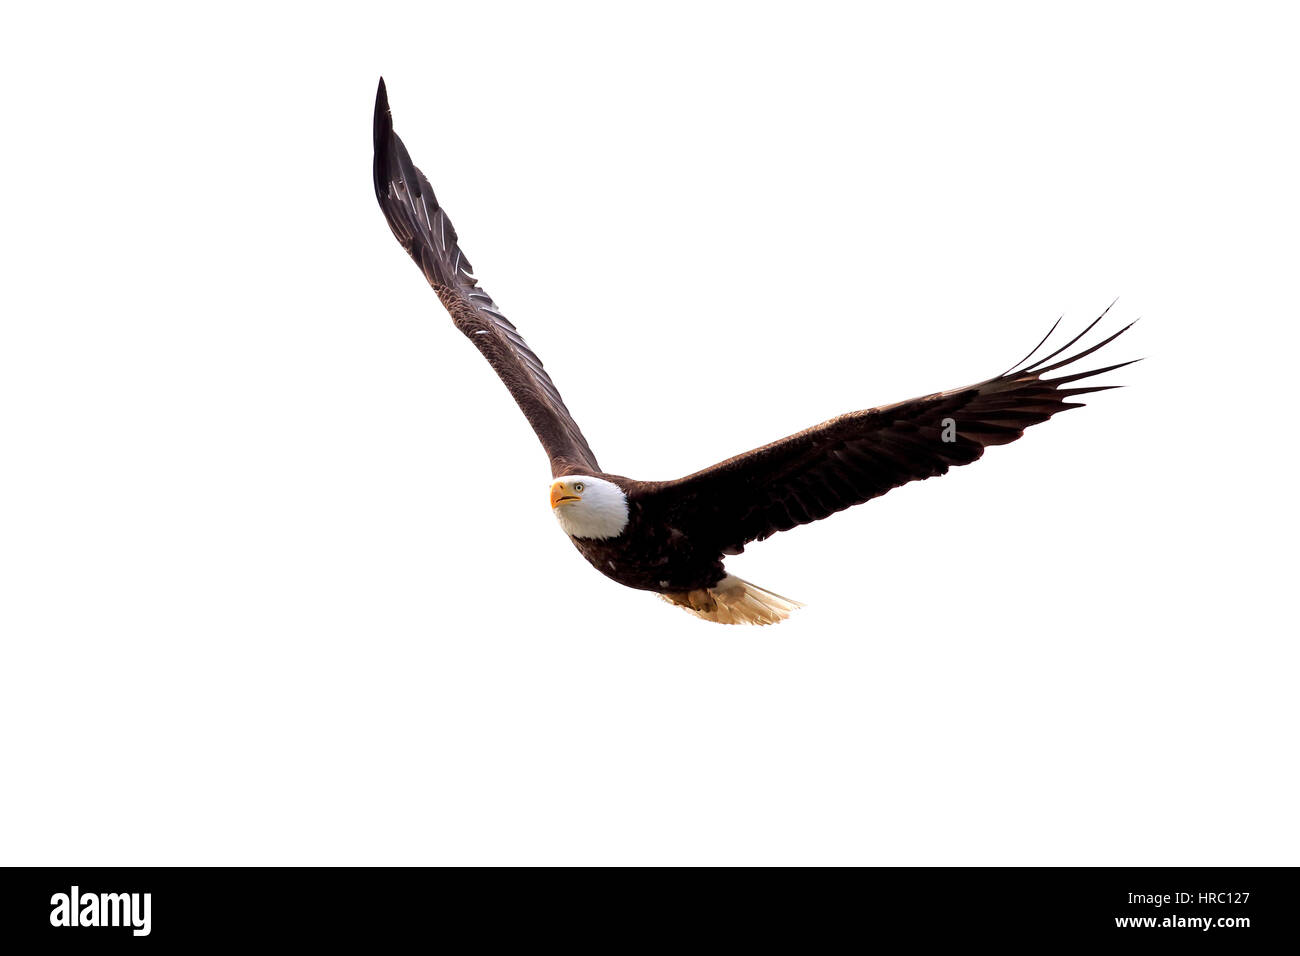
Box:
2, 2, 1296, 865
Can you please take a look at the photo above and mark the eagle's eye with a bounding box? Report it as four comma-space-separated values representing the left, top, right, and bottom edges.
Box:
574, 482, 584, 493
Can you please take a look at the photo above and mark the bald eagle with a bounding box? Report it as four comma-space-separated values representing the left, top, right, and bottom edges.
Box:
372, 79, 1136, 625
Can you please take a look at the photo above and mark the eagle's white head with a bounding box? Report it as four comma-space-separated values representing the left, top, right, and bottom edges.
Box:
550, 475, 629, 540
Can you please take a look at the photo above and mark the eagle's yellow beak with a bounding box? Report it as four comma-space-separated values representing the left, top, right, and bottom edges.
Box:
551, 482, 580, 509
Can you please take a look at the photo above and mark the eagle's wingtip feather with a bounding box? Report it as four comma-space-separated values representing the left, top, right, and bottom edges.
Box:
373, 77, 392, 152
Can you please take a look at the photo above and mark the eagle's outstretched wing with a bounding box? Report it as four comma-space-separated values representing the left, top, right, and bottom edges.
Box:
373, 79, 600, 477
644, 311, 1137, 555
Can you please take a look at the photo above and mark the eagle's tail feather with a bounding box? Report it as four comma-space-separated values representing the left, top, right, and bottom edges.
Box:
660, 575, 802, 626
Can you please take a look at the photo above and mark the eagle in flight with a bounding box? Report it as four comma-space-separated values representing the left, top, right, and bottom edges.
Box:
372, 79, 1136, 625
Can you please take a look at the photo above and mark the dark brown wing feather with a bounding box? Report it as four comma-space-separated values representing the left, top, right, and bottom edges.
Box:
645, 309, 1138, 555
372, 79, 600, 477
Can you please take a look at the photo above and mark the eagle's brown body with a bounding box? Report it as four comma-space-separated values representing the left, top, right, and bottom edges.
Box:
565, 476, 726, 594
372, 79, 1136, 624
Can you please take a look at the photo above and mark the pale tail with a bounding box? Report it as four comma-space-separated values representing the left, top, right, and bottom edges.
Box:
660, 575, 803, 626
